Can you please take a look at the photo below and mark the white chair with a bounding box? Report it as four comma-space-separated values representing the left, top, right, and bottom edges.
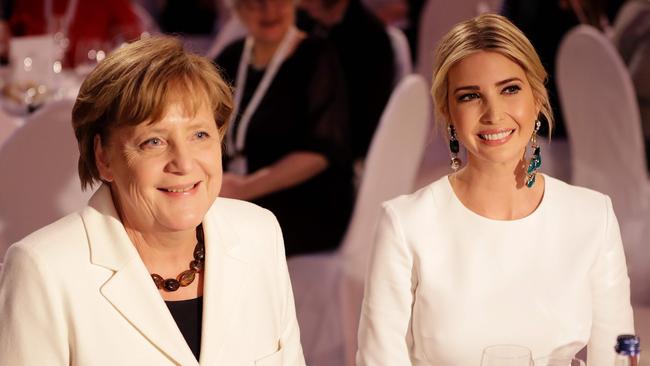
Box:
536, 136, 572, 182
288, 74, 431, 365
413, 0, 500, 190
556, 25, 650, 303
0, 100, 96, 259
612, 0, 650, 56
612, 0, 650, 145
206, 16, 248, 59
415, 0, 498, 83
386, 26, 412, 85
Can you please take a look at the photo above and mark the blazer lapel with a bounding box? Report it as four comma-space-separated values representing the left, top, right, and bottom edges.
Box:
199, 201, 249, 365
83, 185, 199, 366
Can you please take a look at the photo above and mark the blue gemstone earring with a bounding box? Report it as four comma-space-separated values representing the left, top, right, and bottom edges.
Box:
525, 120, 542, 188
448, 125, 461, 171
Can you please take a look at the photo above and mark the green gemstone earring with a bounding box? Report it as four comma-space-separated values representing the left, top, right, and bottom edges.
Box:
525, 120, 542, 188
448, 125, 461, 171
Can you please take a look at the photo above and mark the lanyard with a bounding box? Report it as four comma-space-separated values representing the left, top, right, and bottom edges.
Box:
44, 0, 79, 36
226, 26, 299, 158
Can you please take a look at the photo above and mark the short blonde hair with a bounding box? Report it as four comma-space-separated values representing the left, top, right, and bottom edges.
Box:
72, 36, 233, 190
431, 13, 553, 135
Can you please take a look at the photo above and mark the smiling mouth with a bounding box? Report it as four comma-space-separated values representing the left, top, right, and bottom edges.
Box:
478, 129, 514, 141
158, 182, 199, 193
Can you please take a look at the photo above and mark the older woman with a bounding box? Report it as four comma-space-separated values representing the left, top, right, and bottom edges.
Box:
357, 14, 634, 365
0, 36, 305, 365
215, 0, 354, 257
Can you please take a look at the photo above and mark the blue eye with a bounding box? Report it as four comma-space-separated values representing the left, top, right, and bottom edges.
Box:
458, 93, 479, 102
503, 85, 521, 94
141, 137, 163, 148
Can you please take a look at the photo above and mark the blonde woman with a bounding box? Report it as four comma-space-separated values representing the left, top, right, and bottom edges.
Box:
357, 14, 634, 365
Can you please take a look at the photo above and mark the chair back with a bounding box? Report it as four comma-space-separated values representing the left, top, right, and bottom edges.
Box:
338, 75, 430, 365
557, 25, 648, 216
386, 26, 412, 85
612, 0, 650, 60
0, 100, 95, 258
415, 0, 498, 83
340, 74, 430, 276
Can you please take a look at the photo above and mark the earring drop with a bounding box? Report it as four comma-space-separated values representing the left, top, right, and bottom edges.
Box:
448, 125, 461, 171
525, 120, 542, 188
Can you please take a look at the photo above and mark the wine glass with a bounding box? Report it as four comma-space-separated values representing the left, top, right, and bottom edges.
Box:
533, 356, 586, 366
481, 345, 533, 366
74, 38, 111, 76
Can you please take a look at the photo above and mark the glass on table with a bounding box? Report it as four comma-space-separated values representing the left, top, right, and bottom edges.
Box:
533, 356, 585, 366
481, 344, 533, 366
73, 38, 111, 76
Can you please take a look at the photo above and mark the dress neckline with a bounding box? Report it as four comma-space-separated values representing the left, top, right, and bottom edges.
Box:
442, 174, 550, 224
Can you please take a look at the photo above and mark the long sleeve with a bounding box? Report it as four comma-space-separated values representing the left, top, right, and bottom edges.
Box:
0, 245, 69, 365
301, 41, 350, 166
357, 204, 416, 365
271, 214, 306, 366
587, 196, 635, 365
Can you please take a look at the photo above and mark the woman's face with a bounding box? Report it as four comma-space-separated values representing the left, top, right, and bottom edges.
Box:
96, 95, 223, 234
447, 51, 539, 169
236, 0, 295, 45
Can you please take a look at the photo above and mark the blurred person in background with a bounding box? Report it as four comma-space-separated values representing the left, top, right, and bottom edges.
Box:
297, 0, 395, 162
215, 0, 354, 257
0, 0, 12, 64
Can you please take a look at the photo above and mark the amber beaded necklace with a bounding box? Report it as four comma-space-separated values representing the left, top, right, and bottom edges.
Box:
151, 225, 205, 292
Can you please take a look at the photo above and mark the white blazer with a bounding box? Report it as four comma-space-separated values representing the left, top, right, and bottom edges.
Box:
0, 185, 305, 366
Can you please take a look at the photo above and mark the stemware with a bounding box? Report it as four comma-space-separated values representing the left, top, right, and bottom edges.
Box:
481, 344, 534, 366
74, 38, 110, 76
533, 356, 586, 366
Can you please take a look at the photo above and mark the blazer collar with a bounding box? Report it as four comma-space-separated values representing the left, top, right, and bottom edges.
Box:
198, 199, 249, 364
81, 186, 249, 365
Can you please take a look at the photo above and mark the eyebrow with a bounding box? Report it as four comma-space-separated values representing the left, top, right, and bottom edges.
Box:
452, 77, 523, 93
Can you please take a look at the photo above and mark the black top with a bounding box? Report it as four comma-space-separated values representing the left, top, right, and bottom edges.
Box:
298, 0, 395, 159
215, 36, 354, 256
165, 297, 203, 361
159, 0, 217, 35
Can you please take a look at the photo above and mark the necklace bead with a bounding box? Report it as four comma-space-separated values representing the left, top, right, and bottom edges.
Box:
150, 224, 205, 292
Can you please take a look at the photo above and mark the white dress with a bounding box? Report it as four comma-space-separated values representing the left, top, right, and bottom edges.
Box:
357, 175, 634, 365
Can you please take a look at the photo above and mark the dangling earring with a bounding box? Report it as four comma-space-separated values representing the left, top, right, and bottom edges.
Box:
448, 125, 461, 171
525, 120, 542, 188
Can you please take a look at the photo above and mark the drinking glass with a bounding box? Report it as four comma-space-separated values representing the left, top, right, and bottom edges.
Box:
74, 38, 111, 76
533, 356, 586, 366
481, 345, 533, 366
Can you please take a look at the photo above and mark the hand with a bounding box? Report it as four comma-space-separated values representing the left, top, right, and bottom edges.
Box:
219, 173, 249, 200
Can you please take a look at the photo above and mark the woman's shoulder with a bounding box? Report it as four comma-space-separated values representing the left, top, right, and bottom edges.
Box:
210, 196, 275, 218
382, 176, 450, 220
205, 198, 285, 259
207, 198, 280, 235
544, 175, 612, 210
4, 211, 87, 265
543, 175, 615, 228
